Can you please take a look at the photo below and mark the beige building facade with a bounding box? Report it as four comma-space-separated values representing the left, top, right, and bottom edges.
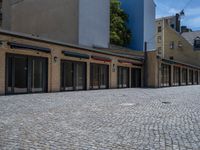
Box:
0, 30, 144, 95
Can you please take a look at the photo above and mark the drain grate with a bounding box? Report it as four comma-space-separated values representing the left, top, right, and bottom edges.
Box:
162, 101, 171, 104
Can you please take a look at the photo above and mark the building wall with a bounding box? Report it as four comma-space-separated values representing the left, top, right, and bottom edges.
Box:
0, 32, 143, 95
120, 0, 156, 51
6, 0, 110, 48
1, 0, 11, 30
144, 0, 156, 51
120, 0, 144, 51
78, 0, 110, 48
10, 0, 79, 44
156, 20, 200, 67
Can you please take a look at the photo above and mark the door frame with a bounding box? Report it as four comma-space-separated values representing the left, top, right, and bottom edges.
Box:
90, 63, 109, 90
60, 60, 87, 91
117, 66, 130, 88
5, 53, 48, 95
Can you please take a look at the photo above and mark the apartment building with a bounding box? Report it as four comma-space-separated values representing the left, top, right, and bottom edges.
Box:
150, 16, 200, 88
0, 0, 11, 30
120, 0, 156, 51
1, 0, 110, 48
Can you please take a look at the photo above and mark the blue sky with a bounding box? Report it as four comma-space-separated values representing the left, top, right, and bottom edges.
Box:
155, 0, 200, 30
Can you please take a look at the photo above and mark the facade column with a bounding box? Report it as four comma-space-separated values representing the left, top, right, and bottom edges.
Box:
180, 67, 183, 86
187, 68, 190, 85
86, 62, 90, 90
198, 70, 200, 85
0, 47, 5, 95
170, 65, 174, 86
129, 67, 132, 88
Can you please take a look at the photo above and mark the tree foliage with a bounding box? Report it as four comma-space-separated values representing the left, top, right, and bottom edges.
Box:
110, 0, 131, 46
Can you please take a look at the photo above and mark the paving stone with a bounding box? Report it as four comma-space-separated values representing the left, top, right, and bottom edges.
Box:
0, 86, 200, 149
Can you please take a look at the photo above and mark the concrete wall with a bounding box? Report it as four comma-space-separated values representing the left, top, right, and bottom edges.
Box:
144, 0, 156, 51
10, 0, 79, 44
1, 0, 11, 30
8, 0, 110, 48
78, 0, 110, 48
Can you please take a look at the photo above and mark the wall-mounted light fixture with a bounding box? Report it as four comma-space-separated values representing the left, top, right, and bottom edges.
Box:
54, 56, 58, 63
112, 64, 116, 72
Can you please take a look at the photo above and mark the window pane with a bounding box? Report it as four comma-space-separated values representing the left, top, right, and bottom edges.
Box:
132, 68, 141, 88
7, 56, 13, 93
182, 68, 187, 85
75, 63, 86, 90
31, 58, 46, 92
100, 65, 108, 89
14, 56, 28, 93
64, 62, 73, 90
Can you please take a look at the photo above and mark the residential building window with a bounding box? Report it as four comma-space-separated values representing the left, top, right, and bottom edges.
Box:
171, 24, 175, 29
158, 26, 162, 32
157, 47, 162, 55
157, 36, 162, 43
178, 41, 183, 48
170, 41, 175, 49
194, 37, 200, 50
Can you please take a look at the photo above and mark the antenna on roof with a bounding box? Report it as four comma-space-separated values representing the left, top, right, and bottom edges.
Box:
180, 10, 185, 17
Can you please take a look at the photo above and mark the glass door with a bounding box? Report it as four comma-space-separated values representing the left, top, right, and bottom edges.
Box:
131, 68, 141, 88
6, 54, 48, 94
173, 67, 180, 86
75, 63, 86, 90
13, 55, 28, 94
182, 68, 187, 85
99, 65, 108, 89
118, 67, 129, 88
161, 64, 171, 87
61, 60, 86, 91
31, 58, 47, 92
90, 63, 109, 89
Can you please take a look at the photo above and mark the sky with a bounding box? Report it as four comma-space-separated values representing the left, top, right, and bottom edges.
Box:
155, 0, 200, 30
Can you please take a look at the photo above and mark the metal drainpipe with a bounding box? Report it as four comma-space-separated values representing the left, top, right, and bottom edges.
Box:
144, 42, 148, 88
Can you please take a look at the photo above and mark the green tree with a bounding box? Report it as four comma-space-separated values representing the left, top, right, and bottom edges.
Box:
110, 0, 131, 46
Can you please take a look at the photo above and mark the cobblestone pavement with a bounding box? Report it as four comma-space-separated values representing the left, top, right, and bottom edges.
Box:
0, 86, 200, 150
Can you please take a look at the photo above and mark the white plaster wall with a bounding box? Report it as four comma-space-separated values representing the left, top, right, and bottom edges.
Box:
144, 0, 156, 51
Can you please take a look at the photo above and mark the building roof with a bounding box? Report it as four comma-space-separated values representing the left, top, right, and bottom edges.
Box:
156, 15, 175, 21
182, 31, 200, 46
0, 29, 144, 61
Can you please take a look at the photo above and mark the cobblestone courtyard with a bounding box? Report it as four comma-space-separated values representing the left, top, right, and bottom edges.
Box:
0, 86, 200, 150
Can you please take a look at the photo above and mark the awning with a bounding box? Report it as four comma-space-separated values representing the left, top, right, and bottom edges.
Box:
118, 60, 143, 66
7, 42, 51, 53
62, 51, 90, 59
91, 55, 112, 62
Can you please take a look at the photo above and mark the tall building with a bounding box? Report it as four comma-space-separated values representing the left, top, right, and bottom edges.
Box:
119, 0, 156, 51
2, 0, 110, 48
156, 15, 181, 33
0, 0, 11, 30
